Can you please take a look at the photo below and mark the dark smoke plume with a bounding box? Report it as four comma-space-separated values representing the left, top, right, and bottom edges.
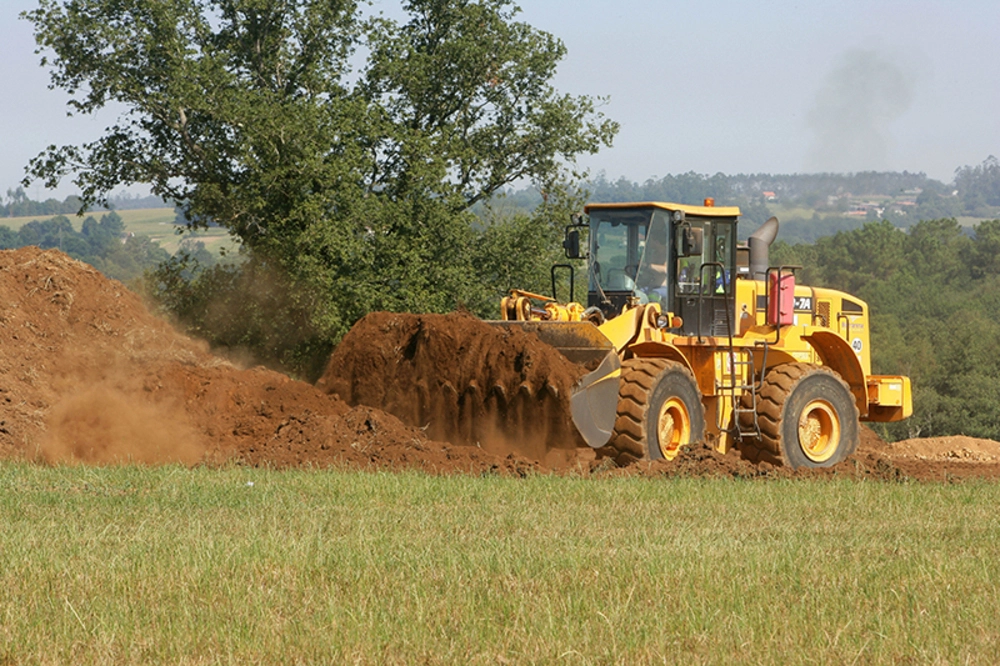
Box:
805, 49, 914, 172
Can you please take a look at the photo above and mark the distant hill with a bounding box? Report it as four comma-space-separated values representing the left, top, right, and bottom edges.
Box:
487, 158, 1000, 243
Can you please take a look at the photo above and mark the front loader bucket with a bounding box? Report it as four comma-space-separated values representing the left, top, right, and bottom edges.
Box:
569, 350, 621, 448
491, 321, 621, 448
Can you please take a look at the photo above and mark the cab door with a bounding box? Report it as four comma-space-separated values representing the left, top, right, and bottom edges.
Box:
675, 219, 736, 338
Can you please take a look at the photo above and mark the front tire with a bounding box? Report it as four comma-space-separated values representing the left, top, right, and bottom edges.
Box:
740, 363, 859, 469
607, 358, 705, 465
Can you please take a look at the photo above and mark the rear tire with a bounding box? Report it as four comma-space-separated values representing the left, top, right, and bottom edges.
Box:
607, 358, 705, 465
739, 363, 859, 469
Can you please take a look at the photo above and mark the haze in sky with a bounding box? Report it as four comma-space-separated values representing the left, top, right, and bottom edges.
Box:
1, 0, 998, 199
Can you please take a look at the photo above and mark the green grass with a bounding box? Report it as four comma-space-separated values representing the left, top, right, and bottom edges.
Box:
769, 204, 995, 228
1, 208, 235, 255
2, 464, 1000, 664
957, 215, 995, 228
2, 208, 176, 232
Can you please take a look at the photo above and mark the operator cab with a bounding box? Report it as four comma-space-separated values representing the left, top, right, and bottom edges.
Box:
581, 201, 739, 337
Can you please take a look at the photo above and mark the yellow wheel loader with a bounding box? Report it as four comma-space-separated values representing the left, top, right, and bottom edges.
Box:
499, 200, 912, 468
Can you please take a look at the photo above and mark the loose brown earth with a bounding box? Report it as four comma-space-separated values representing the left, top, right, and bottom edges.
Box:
2, 246, 998, 481
317, 310, 586, 466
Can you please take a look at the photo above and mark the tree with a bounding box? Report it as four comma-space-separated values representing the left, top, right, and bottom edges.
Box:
24, 0, 617, 366
807, 220, 907, 294
955, 156, 1000, 212
468, 181, 589, 313
969, 219, 1000, 278
0, 226, 18, 249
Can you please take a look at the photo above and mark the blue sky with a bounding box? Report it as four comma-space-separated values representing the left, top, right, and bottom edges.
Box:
2, 0, 998, 199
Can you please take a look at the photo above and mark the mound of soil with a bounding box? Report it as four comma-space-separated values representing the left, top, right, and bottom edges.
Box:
875, 435, 1000, 482
0, 247, 540, 475
317, 311, 586, 461
888, 435, 1000, 461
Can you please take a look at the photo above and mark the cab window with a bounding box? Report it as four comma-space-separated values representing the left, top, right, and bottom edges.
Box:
675, 219, 735, 295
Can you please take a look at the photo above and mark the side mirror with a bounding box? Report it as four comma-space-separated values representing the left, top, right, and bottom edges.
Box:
563, 228, 581, 259
681, 226, 704, 257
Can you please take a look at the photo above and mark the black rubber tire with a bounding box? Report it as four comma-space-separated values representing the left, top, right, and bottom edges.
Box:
738, 363, 860, 469
606, 358, 705, 465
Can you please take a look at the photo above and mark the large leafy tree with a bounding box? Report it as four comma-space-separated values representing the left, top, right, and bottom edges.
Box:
23, 0, 617, 367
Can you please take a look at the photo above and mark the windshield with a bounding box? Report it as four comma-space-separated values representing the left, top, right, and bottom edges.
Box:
634, 209, 671, 304
589, 209, 650, 292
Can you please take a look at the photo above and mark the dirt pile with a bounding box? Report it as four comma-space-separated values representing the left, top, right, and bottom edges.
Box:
317, 311, 586, 462
875, 435, 1000, 481
0, 247, 205, 462
0, 247, 540, 474
888, 435, 1000, 462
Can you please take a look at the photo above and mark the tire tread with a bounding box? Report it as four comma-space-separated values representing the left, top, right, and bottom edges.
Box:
737, 362, 860, 468
607, 358, 704, 465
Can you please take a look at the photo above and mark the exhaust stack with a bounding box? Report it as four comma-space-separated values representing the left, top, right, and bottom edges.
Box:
748, 216, 779, 280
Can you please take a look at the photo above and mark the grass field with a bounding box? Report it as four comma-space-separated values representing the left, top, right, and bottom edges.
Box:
770, 204, 993, 230
0, 208, 235, 255
2, 464, 1000, 664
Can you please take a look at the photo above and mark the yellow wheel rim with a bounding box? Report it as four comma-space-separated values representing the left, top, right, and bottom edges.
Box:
656, 397, 692, 460
797, 399, 841, 463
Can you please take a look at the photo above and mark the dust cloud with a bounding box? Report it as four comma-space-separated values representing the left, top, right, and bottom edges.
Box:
805, 49, 915, 173
41, 384, 206, 466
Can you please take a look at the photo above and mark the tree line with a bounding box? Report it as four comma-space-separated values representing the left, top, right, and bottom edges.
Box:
1, 187, 85, 218
0, 211, 180, 282
584, 163, 1000, 218
2, 186, 179, 218
491, 158, 1000, 244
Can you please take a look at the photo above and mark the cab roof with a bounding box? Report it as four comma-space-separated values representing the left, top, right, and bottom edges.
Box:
584, 201, 741, 218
